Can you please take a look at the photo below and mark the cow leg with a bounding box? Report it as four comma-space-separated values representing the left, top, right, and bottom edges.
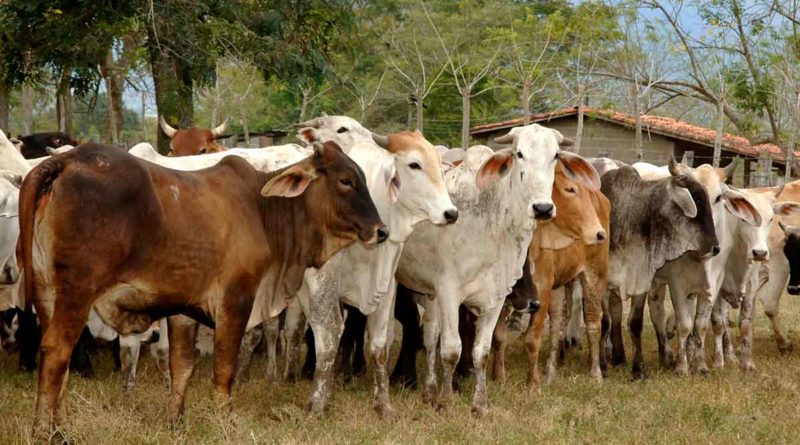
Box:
336, 306, 365, 383
524, 287, 550, 392
565, 281, 584, 351
166, 315, 198, 423
367, 282, 398, 418
33, 306, 90, 438
303, 284, 343, 414
235, 324, 262, 383
691, 293, 713, 375
759, 267, 792, 354
628, 293, 647, 380
18, 307, 41, 372
581, 272, 604, 383
282, 299, 306, 383
212, 304, 252, 415
711, 297, 729, 369
153, 318, 171, 390
454, 305, 476, 391
437, 283, 463, 411
545, 287, 565, 385
737, 280, 757, 371
419, 295, 439, 405
120, 334, 142, 393
490, 305, 511, 382
471, 301, 504, 417
263, 316, 280, 382
648, 284, 675, 370
390, 285, 421, 389
607, 287, 626, 366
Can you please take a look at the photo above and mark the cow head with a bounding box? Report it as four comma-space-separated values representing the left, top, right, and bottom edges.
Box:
17, 132, 79, 159
666, 158, 720, 259
780, 222, 800, 295
690, 161, 740, 231
538, 162, 607, 249
485, 124, 599, 221
262, 141, 387, 251
160, 116, 228, 156
295, 115, 374, 152
372, 131, 458, 226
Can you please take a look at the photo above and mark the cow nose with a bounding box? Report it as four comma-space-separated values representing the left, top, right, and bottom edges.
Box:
443, 209, 459, 224
527, 300, 540, 314
752, 249, 768, 260
532, 203, 554, 220
788, 285, 800, 296
596, 230, 607, 242
150, 330, 160, 344
711, 244, 721, 257
376, 227, 389, 244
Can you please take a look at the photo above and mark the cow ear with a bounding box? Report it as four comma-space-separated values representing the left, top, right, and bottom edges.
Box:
780, 221, 791, 234
722, 189, 762, 226
773, 201, 800, 217
670, 185, 697, 218
476, 149, 514, 190
297, 127, 319, 144
261, 164, 318, 198
386, 162, 401, 206
557, 151, 601, 192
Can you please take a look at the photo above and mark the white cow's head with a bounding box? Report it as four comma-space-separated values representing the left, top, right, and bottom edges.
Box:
372, 131, 458, 226
481, 124, 599, 220
295, 115, 374, 152
689, 162, 742, 231
735, 185, 800, 262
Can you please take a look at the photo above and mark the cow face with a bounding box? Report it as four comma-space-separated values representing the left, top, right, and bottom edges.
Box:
262, 141, 387, 248
539, 162, 607, 249
296, 115, 374, 151
490, 124, 600, 221
692, 163, 738, 232
372, 131, 458, 225
780, 222, 800, 295
160, 116, 228, 156
666, 159, 719, 258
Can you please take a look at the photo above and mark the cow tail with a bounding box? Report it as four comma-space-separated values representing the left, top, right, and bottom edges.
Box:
19, 157, 66, 312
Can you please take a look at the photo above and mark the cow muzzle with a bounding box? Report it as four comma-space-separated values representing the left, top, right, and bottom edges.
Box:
788, 284, 800, 296
361, 225, 389, 247
751, 249, 769, 262
532, 202, 555, 220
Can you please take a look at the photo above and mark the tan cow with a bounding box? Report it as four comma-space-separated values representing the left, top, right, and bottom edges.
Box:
491, 162, 609, 390
159, 116, 228, 156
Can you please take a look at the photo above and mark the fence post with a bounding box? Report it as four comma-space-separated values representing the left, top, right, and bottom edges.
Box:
756, 152, 772, 186
682, 150, 695, 167
787, 142, 796, 181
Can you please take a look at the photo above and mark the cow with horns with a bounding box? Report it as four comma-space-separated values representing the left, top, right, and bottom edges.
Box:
158, 117, 229, 156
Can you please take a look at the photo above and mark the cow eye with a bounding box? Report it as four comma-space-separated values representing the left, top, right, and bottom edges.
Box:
54, 138, 61, 145
516, 152, 524, 159
337, 127, 348, 134
409, 162, 421, 170
714, 195, 722, 204
565, 186, 576, 194
199, 148, 207, 154
339, 178, 353, 188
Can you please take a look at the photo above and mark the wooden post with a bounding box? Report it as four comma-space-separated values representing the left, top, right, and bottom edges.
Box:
683, 150, 695, 167
787, 142, 795, 181
756, 152, 772, 186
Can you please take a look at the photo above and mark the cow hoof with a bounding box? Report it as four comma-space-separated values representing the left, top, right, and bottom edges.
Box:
283, 372, 298, 384
740, 361, 756, 372
422, 385, 437, 406
611, 355, 626, 367
696, 366, 710, 376
778, 343, 793, 355
374, 403, 397, 419
674, 364, 689, 377
661, 351, 676, 369
631, 364, 647, 381
471, 403, 489, 418
304, 400, 327, 415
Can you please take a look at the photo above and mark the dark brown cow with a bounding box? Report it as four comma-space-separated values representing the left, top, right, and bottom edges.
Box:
20, 141, 386, 436
159, 116, 228, 156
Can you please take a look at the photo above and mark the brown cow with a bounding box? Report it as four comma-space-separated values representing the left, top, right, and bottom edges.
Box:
159, 116, 228, 156
19, 141, 386, 437
491, 162, 610, 391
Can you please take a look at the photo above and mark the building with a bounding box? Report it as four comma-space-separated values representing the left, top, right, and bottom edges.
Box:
219, 129, 289, 148
470, 107, 797, 186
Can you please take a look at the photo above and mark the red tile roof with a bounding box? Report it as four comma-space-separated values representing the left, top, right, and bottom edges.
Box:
470, 107, 797, 163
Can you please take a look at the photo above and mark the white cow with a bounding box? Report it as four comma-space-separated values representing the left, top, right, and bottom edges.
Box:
295, 115, 374, 148
396, 124, 599, 415
264, 131, 458, 416
128, 142, 310, 172
709, 186, 800, 370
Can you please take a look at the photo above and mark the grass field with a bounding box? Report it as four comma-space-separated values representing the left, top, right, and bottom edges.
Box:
3, 295, 800, 444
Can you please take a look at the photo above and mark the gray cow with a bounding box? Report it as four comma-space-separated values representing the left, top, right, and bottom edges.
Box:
600, 159, 719, 379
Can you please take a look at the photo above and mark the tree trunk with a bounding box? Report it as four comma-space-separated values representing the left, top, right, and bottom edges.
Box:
0, 83, 9, 132
56, 67, 73, 135
415, 90, 424, 132
575, 84, 585, 154
241, 109, 250, 145
101, 46, 125, 145
147, 29, 193, 154
141, 90, 147, 141
461, 88, 471, 150
20, 84, 33, 134
521, 79, 531, 125
632, 82, 643, 160
299, 87, 311, 122
713, 100, 724, 168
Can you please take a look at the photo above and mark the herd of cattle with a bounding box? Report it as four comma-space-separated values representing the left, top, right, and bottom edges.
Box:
0, 115, 800, 438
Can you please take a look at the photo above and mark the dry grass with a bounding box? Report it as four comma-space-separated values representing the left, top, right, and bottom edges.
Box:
3, 295, 800, 444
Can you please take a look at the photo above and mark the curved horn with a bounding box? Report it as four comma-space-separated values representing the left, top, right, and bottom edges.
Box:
775, 181, 786, 198
722, 157, 739, 179
159, 116, 178, 138
211, 117, 228, 137
372, 133, 390, 149
560, 136, 575, 147
45, 146, 58, 155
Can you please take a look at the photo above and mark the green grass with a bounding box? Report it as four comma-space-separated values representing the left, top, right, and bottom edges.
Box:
3, 295, 800, 444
